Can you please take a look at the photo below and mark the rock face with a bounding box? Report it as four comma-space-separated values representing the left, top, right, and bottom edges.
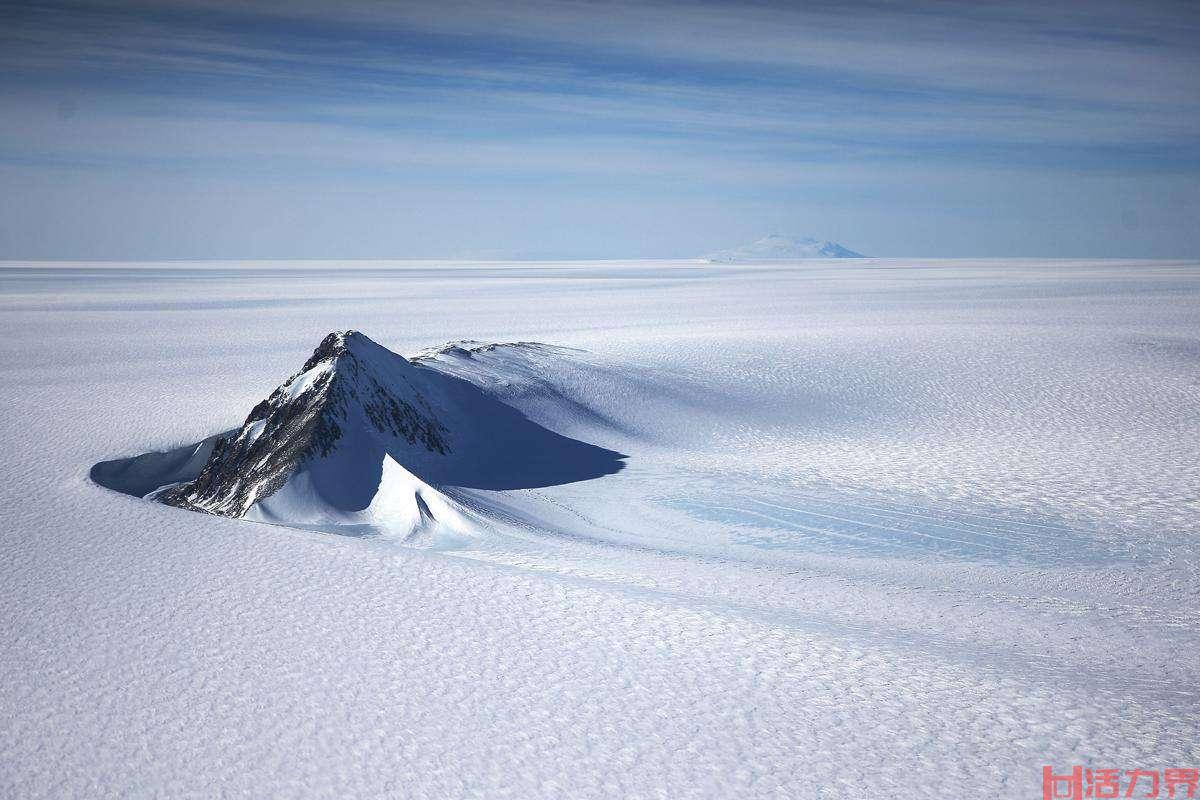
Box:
150, 331, 627, 538
706, 234, 864, 261
161, 331, 451, 517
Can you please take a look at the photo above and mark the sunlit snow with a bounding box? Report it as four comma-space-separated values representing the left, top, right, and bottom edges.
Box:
1, 258, 1197, 798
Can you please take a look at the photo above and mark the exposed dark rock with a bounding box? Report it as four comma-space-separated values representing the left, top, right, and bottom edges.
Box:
161, 331, 449, 517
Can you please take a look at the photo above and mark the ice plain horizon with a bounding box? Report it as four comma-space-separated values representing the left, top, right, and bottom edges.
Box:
2, 258, 1198, 797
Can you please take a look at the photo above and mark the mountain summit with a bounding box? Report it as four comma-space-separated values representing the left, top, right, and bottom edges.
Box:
161, 331, 450, 518
706, 235, 864, 262
145, 331, 625, 539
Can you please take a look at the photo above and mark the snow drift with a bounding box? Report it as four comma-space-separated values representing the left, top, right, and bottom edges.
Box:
92, 331, 626, 540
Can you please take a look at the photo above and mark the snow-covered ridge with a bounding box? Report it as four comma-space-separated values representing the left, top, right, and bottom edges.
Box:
161, 331, 451, 518
706, 234, 864, 262
412, 338, 578, 362
95, 331, 626, 542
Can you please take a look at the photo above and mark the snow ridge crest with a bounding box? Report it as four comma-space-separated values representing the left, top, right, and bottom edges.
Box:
161, 330, 449, 517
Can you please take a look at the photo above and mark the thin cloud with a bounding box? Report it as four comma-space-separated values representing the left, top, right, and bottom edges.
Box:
0, 0, 1197, 257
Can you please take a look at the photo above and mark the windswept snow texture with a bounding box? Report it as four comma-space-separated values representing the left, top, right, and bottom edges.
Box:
706, 234, 864, 261
3, 259, 1200, 798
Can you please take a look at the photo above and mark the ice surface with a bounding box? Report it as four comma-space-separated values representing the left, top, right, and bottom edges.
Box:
1, 258, 1198, 797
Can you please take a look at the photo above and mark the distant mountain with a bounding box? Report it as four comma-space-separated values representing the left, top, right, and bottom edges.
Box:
706, 235, 864, 262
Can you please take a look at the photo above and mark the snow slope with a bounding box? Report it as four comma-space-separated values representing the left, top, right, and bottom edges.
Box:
706, 234, 864, 261
129, 330, 623, 543
2, 258, 1198, 798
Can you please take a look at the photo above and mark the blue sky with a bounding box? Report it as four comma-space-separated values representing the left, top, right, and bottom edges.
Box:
2, 0, 1199, 258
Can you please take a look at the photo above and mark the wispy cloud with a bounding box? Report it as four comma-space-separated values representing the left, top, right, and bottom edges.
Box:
0, 0, 1197, 257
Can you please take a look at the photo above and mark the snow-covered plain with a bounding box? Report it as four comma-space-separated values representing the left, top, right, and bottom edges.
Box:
1, 258, 1198, 798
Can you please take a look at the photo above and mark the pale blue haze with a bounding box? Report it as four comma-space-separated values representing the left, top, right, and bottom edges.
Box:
1, 0, 1198, 258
